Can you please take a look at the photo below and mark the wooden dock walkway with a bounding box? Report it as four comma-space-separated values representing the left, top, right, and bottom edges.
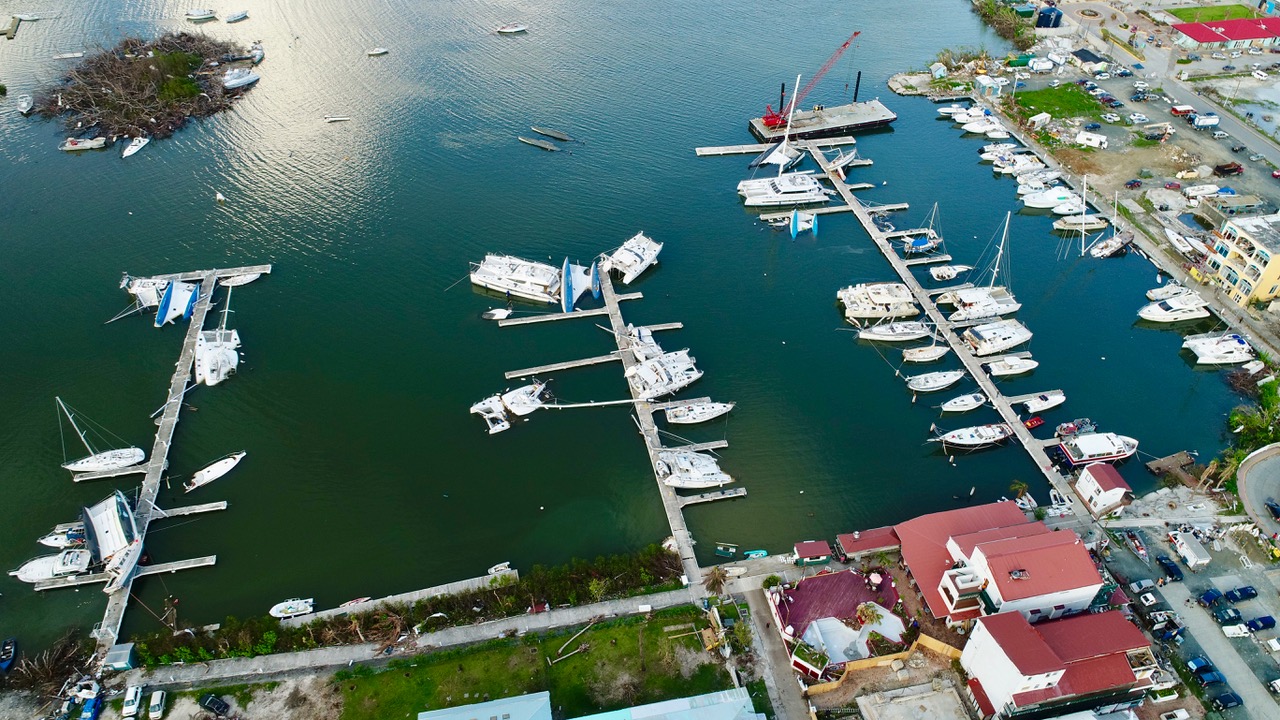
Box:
4, 16, 21, 40
903, 254, 952, 267
803, 145, 1085, 514
142, 264, 273, 284
597, 274, 715, 587
497, 293, 643, 327
865, 203, 910, 214
758, 206, 854, 222
73, 464, 148, 483
1005, 390, 1065, 406
505, 352, 620, 380
926, 283, 973, 296
649, 397, 711, 411
1146, 451, 1200, 487
93, 266, 269, 656
664, 440, 729, 453
679, 488, 747, 508
152, 501, 229, 519
694, 137, 856, 157
37, 556, 217, 591
280, 569, 519, 627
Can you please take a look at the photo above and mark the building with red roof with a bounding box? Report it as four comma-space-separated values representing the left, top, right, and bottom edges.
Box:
1073, 463, 1133, 518
834, 526, 900, 561
894, 502, 1103, 626
1173, 18, 1280, 50
960, 611, 1157, 718
766, 569, 902, 678
793, 540, 832, 566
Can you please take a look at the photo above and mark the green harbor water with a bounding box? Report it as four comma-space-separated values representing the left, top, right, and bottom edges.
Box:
0, 0, 1245, 647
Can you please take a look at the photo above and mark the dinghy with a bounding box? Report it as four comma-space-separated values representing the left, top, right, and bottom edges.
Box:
186, 9, 217, 21
481, 307, 512, 321
60, 137, 107, 151
269, 598, 314, 619
906, 370, 965, 393
497, 23, 528, 34
225, 10, 248, 23
366, 48, 389, 56
184, 451, 246, 492
38, 522, 87, 549
324, 115, 351, 123
16, 95, 34, 115
941, 393, 986, 413
488, 562, 512, 574
664, 402, 735, 425
1021, 391, 1065, 413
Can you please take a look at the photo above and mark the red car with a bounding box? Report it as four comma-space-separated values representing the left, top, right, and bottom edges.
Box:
1272, 169, 1280, 179
1165, 181, 1182, 190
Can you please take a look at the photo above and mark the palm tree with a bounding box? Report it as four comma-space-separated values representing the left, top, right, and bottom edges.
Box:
703, 566, 729, 595
856, 602, 884, 628
1009, 479, 1029, 498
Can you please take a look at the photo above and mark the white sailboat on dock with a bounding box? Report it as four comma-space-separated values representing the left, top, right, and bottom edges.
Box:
56, 398, 145, 473
905, 370, 965, 393
943, 212, 1021, 323
664, 402, 735, 424
857, 321, 933, 342
930, 423, 1014, 448
941, 392, 986, 413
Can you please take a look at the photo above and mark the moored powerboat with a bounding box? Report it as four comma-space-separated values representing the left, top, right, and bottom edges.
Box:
941, 392, 986, 413
984, 357, 1038, 376
1053, 215, 1110, 233
60, 137, 107, 151
1021, 391, 1065, 413
222, 68, 260, 89
1056, 432, 1138, 466
1022, 187, 1079, 209
1182, 332, 1254, 365
501, 381, 549, 416
38, 522, 87, 549
269, 598, 315, 618
1146, 282, 1188, 301
121, 136, 150, 158
1056, 417, 1097, 438
10, 549, 92, 583
1138, 292, 1210, 323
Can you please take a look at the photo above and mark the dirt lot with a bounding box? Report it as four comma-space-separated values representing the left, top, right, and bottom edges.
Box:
92, 676, 343, 720
807, 648, 957, 710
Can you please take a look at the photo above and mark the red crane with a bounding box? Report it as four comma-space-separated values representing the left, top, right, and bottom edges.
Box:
762, 31, 862, 129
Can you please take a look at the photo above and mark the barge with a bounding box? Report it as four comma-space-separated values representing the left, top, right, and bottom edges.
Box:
749, 99, 897, 141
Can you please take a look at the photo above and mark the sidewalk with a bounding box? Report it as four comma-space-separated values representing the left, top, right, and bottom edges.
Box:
744, 589, 810, 720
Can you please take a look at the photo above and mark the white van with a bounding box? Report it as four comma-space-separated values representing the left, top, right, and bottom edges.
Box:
148, 691, 167, 720
122, 686, 143, 718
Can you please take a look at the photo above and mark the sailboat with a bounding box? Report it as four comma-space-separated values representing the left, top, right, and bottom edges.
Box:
154, 280, 199, 327
1053, 177, 1109, 234
902, 203, 944, 255
943, 212, 1021, 322
737, 75, 832, 208
56, 398, 145, 473
194, 287, 241, 386
184, 451, 247, 492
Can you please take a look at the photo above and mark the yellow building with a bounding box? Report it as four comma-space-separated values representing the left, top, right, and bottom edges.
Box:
1207, 213, 1280, 307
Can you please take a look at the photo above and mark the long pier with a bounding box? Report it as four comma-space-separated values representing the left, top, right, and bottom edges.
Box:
92, 263, 271, 657
37, 556, 218, 592
74, 464, 148, 483
496, 293, 643, 327
801, 147, 1085, 512
505, 352, 620, 380
280, 569, 520, 628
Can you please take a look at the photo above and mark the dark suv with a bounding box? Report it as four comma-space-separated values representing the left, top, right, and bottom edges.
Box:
1266, 497, 1280, 520
1156, 555, 1183, 581
1225, 586, 1258, 603
199, 694, 231, 717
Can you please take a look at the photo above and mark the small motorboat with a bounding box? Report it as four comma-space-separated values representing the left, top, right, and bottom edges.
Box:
38, 522, 87, 549
531, 126, 572, 142
15, 95, 34, 115
60, 137, 107, 152
1055, 418, 1097, 438
929, 265, 972, 281
249, 43, 265, 64
268, 598, 315, 619
324, 115, 351, 123
470, 395, 511, 434
121, 136, 149, 158
941, 392, 986, 413
1021, 391, 1065, 413
903, 346, 950, 363
481, 307, 512, 321
664, 401, 735, 425
222, 68, 260, 90
225, 10, 248, 23
488, 562, 512, 575
216, 191, 227, 203
1146, 282, 1188, 301
906, 370, 965, 393
743, 549, 768, 559
184, 451, 247, 493
185, 9, 217, 21
0, 638, 15, 673
984, 357, 1039, 377
339, 596, 372, 609
366, 47, 390, 56
518, 136, 560, 151
497, 23, 528, 33
1024, 416, 1045, 429
9, 550, 92, 583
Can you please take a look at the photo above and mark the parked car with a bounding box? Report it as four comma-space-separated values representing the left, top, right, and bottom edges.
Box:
1132, 93, 1149, 102
1088, 87, 1106, 97
1213, 130, 1230, 139
1102, 113, 1122, 123
1107, 100, 1126, 109
80, 698, 102, 720
1272, 170, 1280, 179
1232, 144, 1247, 153
1213, 691, 1244, 710
1129, 113, 1150, 123
1015, 81, 1026, 89
198, 694, 231, 717
1188, 656, 1215, 674
1130, 579, 1156, 593
1226, 586, 1258, 602
1140, 591, 1160, 606
1199, 588, 1224, 607
122, 686, 144, 718
1224, 623, 1251, 637
1214, 606, 1243, 625
1125, 179, 1143, 189
1231, 50, 1244, 58
1188, 54, 1203, 61
1250, 47, 1263, 55
1247, 615, 1277, 631
1116, 68, 1134, 77
1165, 181, 1182, 190
1199, 671, 1228, 687
1049, 79, 1060, 88
1215, 162, 1245, 176
1014, 71, 1030, 80
1085, 122, 1102, 130
148, 691, 167, 720
1224, 64, 1238, 71
1134, 81, 1150, 90
1213, 52, 1228, 60
1095, 72, 1112, 80
1157, 555, 1183, 581
1266, 497, 1280, 519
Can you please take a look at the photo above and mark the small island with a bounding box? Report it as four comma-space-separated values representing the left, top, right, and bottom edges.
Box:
35, 32, 261, 140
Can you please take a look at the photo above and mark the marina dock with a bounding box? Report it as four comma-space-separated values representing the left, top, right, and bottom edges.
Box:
497, 293, 642, 327
797, 146, 1086, 512
679, 488, 747, 508
92, 263, 272, 657
694, 136, 857, 156
74, 464, 148, 483
505, 352, 620, 380
36, 556, 218, 592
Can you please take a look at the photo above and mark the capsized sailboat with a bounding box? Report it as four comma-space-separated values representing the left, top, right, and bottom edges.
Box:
56, 397, 145, 473
154, 280, 199, 327
184, 451, 246, 492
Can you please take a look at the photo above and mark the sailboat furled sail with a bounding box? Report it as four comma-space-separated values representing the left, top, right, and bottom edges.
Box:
57, 398, 145, 473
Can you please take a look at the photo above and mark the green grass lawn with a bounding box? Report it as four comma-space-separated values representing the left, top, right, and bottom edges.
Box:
338, 607, 732, 720
1167, 4, 1261, 22
1012, 85, 1102, 120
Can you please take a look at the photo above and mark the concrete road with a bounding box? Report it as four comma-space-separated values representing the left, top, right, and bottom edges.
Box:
1159, 581, 1278, 718
745, 589, 810, 720
1238, 445, 1280, 538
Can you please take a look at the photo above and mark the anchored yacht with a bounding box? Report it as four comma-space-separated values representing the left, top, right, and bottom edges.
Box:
1057, 432, 1138, 466
1182, 332, 1254, 365
1137, 292, 1211, 323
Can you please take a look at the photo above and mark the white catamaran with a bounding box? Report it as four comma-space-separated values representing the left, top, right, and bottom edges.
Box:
602, 232, 662, 285
56, 398, 145, 473
836, 282, 920, 321
194, 286, 241, 386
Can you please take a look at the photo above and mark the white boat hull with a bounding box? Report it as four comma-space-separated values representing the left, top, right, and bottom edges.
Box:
906, 371, 965, 393
63, 448, 146, 473
941, 393, 986, 413
1022, 391, 1066, 413
665, 402, 735, 425
185, 452, 246, 492
933, 424, 1013, 448
985, 358, 1039, 377
269, 598, 315, 618
903, 346, 950, 363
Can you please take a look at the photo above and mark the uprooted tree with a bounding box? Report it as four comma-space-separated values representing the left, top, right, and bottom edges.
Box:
36, 32, 249, 140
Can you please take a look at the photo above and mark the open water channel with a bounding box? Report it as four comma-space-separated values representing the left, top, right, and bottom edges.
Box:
0, 0, 1245, 647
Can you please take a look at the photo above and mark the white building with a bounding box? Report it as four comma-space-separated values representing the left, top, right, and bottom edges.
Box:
1073, 463, 1132, 518
962, 611, 1157, 719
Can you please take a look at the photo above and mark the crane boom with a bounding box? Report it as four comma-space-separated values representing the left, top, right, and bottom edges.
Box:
763, 30, 862, 129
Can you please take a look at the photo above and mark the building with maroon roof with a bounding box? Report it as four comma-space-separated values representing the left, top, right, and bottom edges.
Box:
766, 569, 903, 678
894, 502, 1103, 626
1173, 17, 1280, 50
834, 526, 900, 561
961, 611, 1157, 719
1073, 463, 1133, 519
793, 540, 832, 566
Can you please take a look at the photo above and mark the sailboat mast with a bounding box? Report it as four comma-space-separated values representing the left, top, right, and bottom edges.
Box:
220, 286, 233, 332
990, 211, 1010, 287
56, 397, 95, 455
1079, 176, 1089, 257
777, 73, 802, 178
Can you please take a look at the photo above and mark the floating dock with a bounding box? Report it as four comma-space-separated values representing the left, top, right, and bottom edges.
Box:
748, 100, 898, 142
505, 352, 620, 380
92, 264, 271, 657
